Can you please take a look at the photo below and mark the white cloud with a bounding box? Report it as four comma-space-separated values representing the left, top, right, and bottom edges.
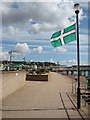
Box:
53, 47, 67, 53
33, 46, 43, 53
50, 58, 55, 63
2, 0, 89, 3
2, 0, 14, 2
0, 51, 9, 60
14, 43, 30, 54
7, 26, 15, 36
29, 22, 57, 34
17, 39, 50, 43
2, 1, 85, 34
73, 0, 89, 3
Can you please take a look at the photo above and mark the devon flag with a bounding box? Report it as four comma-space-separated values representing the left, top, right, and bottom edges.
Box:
50, 23, 76, 48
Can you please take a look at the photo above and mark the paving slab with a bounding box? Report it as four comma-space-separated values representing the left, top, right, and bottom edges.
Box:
2, 72, 89, 119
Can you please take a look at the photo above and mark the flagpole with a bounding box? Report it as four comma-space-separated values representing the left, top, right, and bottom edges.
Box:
74, 3, 80, 109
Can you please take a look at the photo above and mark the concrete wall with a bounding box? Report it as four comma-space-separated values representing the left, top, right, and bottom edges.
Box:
2, 71, 26, 99
0, 71, 2, 119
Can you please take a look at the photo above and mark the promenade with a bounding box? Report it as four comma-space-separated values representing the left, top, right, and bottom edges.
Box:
2, 72, 89, 119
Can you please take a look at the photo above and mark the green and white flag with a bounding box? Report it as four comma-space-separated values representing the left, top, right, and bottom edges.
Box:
50, 23, 76, 48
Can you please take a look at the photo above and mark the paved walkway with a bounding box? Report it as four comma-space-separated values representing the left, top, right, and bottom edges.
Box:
2, 72, 89, 119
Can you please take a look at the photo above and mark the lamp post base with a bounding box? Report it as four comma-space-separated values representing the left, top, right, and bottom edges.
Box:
77, 87, 81, 109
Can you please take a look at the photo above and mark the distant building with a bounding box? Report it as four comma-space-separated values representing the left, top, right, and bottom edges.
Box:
0, 64, 4, 70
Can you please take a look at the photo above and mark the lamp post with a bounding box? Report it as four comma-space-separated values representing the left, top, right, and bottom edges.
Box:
74, 3, 80, 109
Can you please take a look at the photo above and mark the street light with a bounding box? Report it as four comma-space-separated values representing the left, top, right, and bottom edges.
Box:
74, 3, 80, 109
74, 3, 80, 13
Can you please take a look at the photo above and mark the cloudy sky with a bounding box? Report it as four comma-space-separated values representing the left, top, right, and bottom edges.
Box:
1, 0, 89, 65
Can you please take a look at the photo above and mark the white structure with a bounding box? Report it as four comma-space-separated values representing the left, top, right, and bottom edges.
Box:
0, 64, 4, 70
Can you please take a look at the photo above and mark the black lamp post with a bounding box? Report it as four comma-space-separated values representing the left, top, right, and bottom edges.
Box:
74, 3, 80, 109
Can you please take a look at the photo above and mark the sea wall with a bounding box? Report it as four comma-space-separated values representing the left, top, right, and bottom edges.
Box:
2, 71, 26, 99
0, 71, 2, 119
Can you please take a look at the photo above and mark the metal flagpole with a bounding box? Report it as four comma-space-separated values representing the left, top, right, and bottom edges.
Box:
74, 3, 81, 109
